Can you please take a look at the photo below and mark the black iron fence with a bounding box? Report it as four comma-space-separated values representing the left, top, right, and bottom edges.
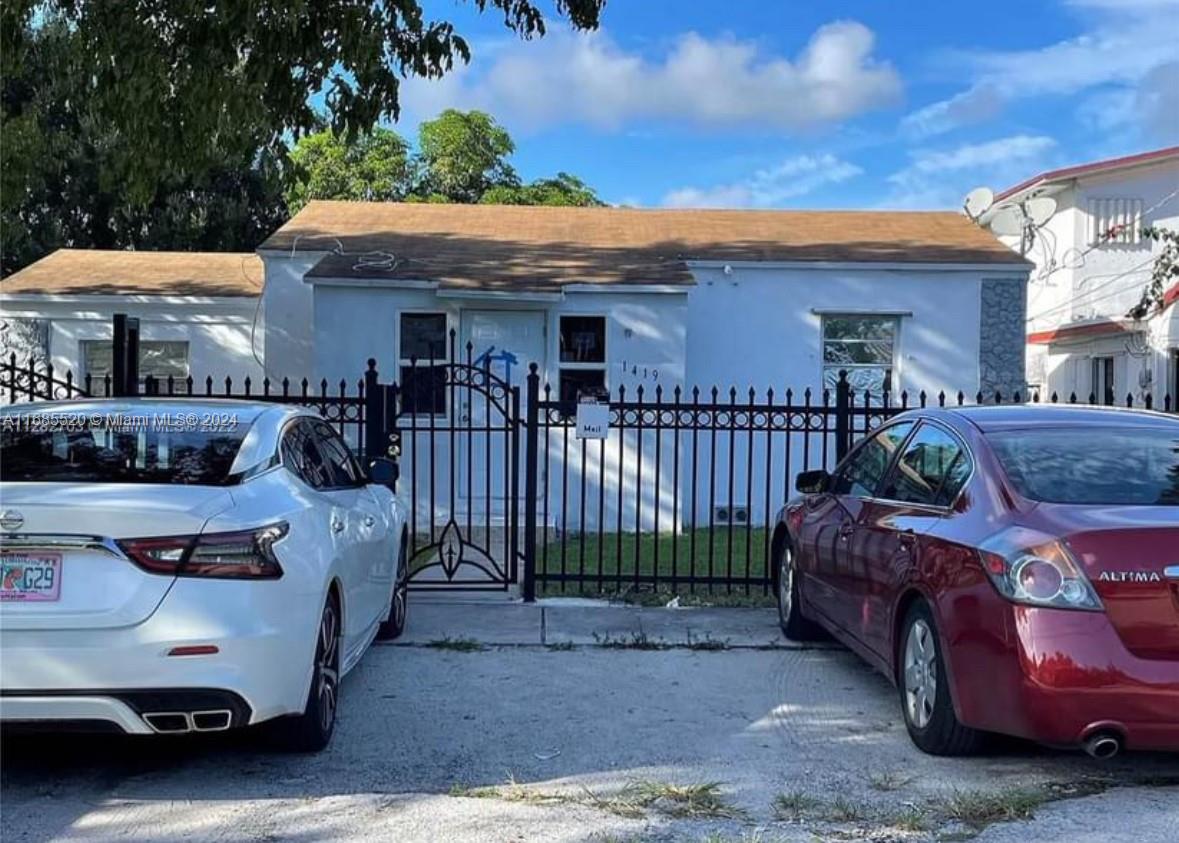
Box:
4, 344, 1176, 602
522, 365, 1176, 601
2, 352, 369, 451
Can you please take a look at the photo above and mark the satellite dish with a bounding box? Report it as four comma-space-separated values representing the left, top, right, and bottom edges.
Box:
1023, 196, 1057, 227
988, 206, 1025, 237
963, 187, 994, 220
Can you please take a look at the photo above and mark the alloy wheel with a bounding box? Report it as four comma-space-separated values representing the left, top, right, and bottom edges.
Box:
778, 548, 794, 624
903, 618, 937, 729
316, 602, 339, 733
391, 556, 408, 631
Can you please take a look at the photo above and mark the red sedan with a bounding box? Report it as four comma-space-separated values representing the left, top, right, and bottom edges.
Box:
773, 405, 1179, 758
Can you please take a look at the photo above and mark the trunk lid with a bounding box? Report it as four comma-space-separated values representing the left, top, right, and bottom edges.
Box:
1038, 504, 1179, 660
0, 483, 234, 631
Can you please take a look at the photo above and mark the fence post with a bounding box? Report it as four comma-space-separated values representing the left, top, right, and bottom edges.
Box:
111, 313, 140, 397
521, 363, 541, 603
363, 359, 382, 466
834, 369, 851, 462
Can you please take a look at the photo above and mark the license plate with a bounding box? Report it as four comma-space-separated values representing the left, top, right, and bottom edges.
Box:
0, 552, 63, 602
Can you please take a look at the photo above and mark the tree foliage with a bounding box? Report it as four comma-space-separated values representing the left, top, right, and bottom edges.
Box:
1, 0, 604, 201
416, 109, 517, 203
1, 0, 605, 274
1, 16, 287, 276
286, 128, 412, 213
480, 172, 604, 206
1128, 226, 1179, 321
285, 110, 603, 212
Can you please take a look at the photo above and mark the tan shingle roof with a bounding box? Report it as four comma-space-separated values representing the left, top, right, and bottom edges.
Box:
263, 201, 1028, 289
1, 250, 263, 297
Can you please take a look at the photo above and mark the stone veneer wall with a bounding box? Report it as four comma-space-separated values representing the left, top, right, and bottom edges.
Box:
978, 278, 1028, 397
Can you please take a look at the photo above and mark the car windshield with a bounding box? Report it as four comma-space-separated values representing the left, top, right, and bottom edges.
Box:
987, 426, 1179, 505
0, 413, 250, 485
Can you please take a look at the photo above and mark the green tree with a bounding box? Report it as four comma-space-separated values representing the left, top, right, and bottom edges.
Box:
286, 127, 412, 214
415, 109, 518, 203
1, 0, 605, 274
284, 111, 604, 209
1, 17, 286, 275
480, 172, 604, 206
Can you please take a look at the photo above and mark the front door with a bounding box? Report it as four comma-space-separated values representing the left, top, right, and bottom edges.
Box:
458, 310, 546, 521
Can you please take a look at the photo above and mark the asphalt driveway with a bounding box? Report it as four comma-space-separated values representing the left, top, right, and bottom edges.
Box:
2, 599, 1177, 842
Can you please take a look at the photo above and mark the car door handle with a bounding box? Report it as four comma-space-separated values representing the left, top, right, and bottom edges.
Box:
332, 518, 345, 533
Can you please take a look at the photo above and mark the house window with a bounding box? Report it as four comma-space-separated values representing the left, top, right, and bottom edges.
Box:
80, 340, 189, 383
1088, 198, 1143, 246
399, 312, 449, 415
558, 315, 607, 403
822, 315, 899, 394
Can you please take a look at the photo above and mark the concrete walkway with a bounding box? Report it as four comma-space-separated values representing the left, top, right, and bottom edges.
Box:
396, 595, 806, 649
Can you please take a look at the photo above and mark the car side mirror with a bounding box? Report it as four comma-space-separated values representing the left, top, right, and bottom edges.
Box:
368, 458, 399, 489
795, 469, 831, 495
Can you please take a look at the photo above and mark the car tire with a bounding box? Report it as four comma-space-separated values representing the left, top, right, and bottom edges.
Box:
272, 593, 341, 753
777, 542, 825, 641
898, 600, 983, 756
376, 534, 409, 641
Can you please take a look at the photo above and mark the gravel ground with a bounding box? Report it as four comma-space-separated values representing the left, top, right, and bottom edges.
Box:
3, 638, 1177, 842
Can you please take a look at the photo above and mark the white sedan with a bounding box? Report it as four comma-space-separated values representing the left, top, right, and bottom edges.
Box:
0, 399, 409, 751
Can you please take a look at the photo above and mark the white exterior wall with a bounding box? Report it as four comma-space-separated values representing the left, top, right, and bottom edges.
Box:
685, 263, 998, 397
258, 250, 327, 382
0, 294, 263, 388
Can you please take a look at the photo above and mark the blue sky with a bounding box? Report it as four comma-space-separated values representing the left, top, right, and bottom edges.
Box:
395, 0, 1179, 209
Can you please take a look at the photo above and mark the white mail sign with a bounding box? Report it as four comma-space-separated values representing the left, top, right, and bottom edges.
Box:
575, 401, 609, 439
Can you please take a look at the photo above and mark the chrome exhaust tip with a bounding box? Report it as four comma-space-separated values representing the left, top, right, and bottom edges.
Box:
1083, 731, 1122, 759
143, 712, 191, 734
191, 709, 232, 732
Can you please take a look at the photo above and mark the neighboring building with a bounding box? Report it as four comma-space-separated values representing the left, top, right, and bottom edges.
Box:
259, 201, 1031, 399
0, 249, 265, 388
988, 146, 1179, 404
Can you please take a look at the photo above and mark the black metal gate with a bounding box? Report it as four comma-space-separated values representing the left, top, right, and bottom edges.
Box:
366, 333, 523, 591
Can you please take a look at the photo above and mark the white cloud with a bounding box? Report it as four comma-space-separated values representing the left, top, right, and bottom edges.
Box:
401, 22, 902, 132
900, 0, 1179, 138
662, 154, 863, 208
886, 135, 1057, 209
901, 86, 1003, 138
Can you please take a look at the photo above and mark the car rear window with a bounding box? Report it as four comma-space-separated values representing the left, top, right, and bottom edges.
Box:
1, 416, 249, 485
987, 426, 1179, 505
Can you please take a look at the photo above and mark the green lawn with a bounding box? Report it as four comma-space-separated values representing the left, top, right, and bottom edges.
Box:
538, 527, 776, 605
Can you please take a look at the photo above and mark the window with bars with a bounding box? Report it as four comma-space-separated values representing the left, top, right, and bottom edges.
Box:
1087, 197, 1144, 246
821, 315, 899, 394
398, 312, 449, 415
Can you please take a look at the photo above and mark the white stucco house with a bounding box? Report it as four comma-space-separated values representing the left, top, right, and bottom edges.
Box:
988, 145, 1179, 405
0, 249, 265, 389
258, 201, 1032, 400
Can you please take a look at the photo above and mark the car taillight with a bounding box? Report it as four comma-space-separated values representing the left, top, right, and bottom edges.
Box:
978, 526, 1102, 611
119, 523, 288, 579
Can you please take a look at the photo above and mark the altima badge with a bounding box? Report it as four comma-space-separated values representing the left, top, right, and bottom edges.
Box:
1099, 570, 1163, 583
0, 509, 24, 532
